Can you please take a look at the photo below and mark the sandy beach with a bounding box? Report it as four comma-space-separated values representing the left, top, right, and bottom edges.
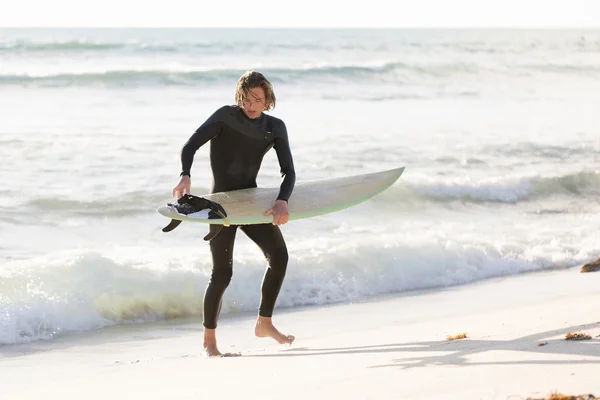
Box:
2, 266, 599, 400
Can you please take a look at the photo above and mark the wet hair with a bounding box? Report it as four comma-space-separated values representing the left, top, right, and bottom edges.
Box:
235, 71, 276, 111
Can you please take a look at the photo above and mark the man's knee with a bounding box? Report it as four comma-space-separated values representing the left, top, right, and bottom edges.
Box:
209, 267, 233, 289
268, 247, 288, 272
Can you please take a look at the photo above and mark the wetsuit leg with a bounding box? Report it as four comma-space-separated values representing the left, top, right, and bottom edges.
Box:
240, 224, 289, 317
203, 225, 238, 329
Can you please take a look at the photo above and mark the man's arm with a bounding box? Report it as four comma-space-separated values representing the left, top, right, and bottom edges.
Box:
172, 107, 225, 199
180, 107, 226, 177
273, 121, 296, 202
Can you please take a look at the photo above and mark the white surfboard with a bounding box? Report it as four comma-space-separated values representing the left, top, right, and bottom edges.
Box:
157, 167, 404, 225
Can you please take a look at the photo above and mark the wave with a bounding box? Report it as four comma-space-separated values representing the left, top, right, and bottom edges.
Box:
401, 171, 600, 204
0, 39, 243, 53
24, 192, 173, 217
0, 63, 412, 87
0, 40, 124, 52
3, 34, 599, 55
0, 232, 583, 345
0, 37, 370, 54
0, 61, 524, 88
2, 171, 598, 223
485, 142, 596, 160
4, 62, 599, 89
520, 63, 600, 74
0, 69, 238, 87
0, 188, 210, 223
3, 55, 599, 88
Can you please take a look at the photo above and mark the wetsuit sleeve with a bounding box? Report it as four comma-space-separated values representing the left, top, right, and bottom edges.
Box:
273, 121, 296, 202
180, 108, 225, 177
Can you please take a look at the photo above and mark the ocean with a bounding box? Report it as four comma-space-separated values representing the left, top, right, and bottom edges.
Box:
1, 28, 599, 345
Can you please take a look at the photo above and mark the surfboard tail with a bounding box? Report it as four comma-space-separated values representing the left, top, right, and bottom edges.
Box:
161, 194, 229, 236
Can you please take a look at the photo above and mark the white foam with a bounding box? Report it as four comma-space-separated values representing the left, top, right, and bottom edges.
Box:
2, 231, 597, 345
403, 170, 600, 203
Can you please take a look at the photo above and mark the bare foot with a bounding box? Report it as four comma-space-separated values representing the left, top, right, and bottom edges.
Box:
254, 316, 295, 345
203, 343, 223, 358
203, 329, 241, 358
202, 344, 241, 358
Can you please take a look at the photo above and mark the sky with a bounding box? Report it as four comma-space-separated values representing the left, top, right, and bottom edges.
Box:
1, 0, 599, 28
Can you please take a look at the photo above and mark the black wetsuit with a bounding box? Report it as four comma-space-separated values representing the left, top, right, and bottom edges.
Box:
180, 105, 296, 329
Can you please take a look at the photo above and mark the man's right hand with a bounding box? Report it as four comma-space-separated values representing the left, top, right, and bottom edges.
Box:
172, 176, 191, 198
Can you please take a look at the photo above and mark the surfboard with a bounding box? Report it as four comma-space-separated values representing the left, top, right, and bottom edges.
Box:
157, 167, 404, 226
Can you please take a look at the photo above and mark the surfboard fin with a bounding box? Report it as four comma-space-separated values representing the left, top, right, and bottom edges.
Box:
161, 194, 229, 237
162, 219, 182, 232
203, 225, 224, 241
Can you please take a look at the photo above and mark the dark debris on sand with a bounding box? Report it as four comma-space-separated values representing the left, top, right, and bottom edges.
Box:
580, 257, 600, 273
527, 394, 596, 400
565, 332, 592, 341
446, 332, 468, 341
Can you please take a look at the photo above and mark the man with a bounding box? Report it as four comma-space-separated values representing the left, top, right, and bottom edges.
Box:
171, 71, 296, 357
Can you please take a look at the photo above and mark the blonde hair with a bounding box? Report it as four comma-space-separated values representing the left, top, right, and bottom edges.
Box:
235, 71, 276, 111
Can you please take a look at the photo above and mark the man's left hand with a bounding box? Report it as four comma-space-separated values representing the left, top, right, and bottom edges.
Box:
264, 200, 289, 226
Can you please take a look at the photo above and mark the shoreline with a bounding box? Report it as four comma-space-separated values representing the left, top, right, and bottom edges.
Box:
2, 263, 595, 351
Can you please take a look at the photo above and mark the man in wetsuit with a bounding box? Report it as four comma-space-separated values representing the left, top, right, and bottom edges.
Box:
171, 71, 296, 357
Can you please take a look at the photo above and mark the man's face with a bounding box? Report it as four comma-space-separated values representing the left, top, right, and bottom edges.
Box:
241, 87, 266, 119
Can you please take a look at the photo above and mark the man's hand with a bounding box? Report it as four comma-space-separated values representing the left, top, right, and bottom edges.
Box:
264, 200, 289, 226
172, 176, 191, 198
